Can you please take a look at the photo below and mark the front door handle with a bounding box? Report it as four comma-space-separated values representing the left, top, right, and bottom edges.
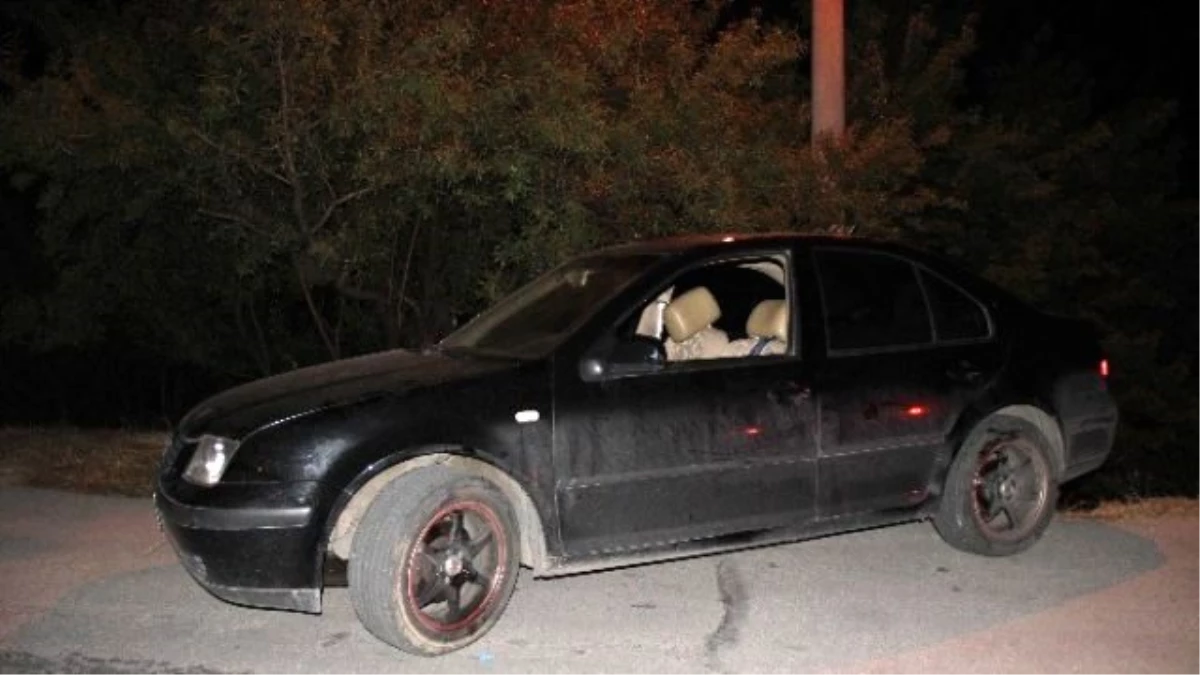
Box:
769, 381, 811, 404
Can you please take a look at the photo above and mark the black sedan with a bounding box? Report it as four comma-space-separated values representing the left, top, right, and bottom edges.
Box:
154, 233, 1118, 656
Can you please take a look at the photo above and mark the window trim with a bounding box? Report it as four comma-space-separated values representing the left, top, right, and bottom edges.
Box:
916, 266, 996, 346
588, 248, 800, 379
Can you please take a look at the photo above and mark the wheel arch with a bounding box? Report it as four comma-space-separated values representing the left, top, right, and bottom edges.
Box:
958, 404, 1066, 478
325, 449, 551, 574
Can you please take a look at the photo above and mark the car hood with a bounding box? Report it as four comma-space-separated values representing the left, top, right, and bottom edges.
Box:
178, 348, 518, 439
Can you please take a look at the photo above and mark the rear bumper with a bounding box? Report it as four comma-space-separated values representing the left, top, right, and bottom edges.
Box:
154, 479, 335, 613
1058, 379, 1120, 483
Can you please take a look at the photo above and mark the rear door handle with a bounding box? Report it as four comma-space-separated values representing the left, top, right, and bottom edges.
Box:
769, 381, 811, 404
945, 360, 983, 384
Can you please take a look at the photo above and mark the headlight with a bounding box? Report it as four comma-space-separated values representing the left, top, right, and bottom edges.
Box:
182, 434, 241, 486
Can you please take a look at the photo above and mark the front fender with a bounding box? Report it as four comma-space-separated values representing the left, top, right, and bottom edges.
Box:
321, 450, 555, 574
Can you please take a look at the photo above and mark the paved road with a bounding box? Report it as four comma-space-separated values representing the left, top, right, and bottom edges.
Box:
0, 488, 1194, 673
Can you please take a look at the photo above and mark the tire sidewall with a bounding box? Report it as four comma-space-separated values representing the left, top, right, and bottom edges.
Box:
937, 414, 1060, 556
388, 478, 520, 655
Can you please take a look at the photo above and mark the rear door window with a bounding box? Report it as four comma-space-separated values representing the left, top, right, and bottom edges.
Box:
815, 249, 933, 352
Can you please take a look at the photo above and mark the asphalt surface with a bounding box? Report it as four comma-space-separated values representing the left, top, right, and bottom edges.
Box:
0, 487, 1195, 673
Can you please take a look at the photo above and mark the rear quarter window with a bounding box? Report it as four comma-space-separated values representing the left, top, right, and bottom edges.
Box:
920, 270, 992, 341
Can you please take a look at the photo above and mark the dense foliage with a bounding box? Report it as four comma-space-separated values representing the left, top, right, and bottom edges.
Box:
1, 0, 1194, 499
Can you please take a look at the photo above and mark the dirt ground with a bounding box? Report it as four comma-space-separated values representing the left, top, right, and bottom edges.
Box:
0, 427, 167, 496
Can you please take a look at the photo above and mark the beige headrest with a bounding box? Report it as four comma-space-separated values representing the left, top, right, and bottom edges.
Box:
746, 300, 788, 343
664, 287, 721, 343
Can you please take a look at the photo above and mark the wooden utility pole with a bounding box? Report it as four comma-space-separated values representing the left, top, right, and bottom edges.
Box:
811, 0, 845, 141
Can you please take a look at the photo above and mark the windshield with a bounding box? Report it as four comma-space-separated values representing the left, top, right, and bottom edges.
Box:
439, 253, 660, 358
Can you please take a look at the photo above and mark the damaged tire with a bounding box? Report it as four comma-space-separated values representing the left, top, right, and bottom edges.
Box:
349, 466, 520, 656
934, 415, 1059, 556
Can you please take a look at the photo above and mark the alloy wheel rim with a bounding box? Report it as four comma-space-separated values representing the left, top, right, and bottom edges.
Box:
404, 501, 507, 634
970, 439, 1050, 542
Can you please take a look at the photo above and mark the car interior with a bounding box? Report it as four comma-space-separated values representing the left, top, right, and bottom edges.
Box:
629, 256, 790, 362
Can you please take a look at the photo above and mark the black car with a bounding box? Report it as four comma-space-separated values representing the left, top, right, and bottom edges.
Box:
154, 233, 1118, 656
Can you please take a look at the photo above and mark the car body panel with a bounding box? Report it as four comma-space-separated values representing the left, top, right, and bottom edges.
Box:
553, 356, 819, 556
155, 479, 334, 612
175, 348, 517, 440
811, 343, 1002, 517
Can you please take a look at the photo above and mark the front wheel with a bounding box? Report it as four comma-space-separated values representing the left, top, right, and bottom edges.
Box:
349, 467, 520, 656
934, 415, 1059, 556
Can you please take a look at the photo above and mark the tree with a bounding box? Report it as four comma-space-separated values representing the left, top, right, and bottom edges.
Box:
1, 0, 1194, 502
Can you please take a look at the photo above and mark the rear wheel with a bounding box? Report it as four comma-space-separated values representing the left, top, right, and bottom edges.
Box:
349, 467, 520, 656
934, 415, 1058, 556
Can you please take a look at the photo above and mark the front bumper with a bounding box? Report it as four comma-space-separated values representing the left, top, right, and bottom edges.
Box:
154, 479, 336, 613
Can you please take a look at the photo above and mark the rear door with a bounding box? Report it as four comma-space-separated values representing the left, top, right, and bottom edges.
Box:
808, 247, 1003, 518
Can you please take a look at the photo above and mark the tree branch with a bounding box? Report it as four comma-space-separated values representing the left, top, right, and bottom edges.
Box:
334, 278, 387, 303
294, 258, 339, 361
190, 128, 290, 187
275, 38, 309, 232
395, 221, 421, 338
310, 187, 374, 236
197, 207, 273, 238
233, 292, 272, 376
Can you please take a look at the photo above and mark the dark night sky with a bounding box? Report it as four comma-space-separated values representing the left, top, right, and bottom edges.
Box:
740, 0, 1198, 194
994, 1, 1195, 110
972, 2, 1191, 88
970, 0, 1198, 192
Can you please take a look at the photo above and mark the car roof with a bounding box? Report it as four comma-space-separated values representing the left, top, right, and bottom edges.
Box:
593, 232, 917, 258
590, 231, 1028, 310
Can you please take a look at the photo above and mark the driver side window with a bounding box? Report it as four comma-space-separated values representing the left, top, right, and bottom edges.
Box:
621, 254, 793, 364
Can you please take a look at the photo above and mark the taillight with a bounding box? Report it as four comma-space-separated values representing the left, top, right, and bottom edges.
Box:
1099, 358, 1109, 379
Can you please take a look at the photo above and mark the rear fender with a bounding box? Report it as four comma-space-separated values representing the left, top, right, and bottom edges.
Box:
948, 404, 1066, 479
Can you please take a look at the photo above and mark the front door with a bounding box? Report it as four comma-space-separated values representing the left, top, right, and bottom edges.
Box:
552, 252, 819, 557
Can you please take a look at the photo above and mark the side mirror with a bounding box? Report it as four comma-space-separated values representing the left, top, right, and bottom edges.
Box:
578, 336, 666, 382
